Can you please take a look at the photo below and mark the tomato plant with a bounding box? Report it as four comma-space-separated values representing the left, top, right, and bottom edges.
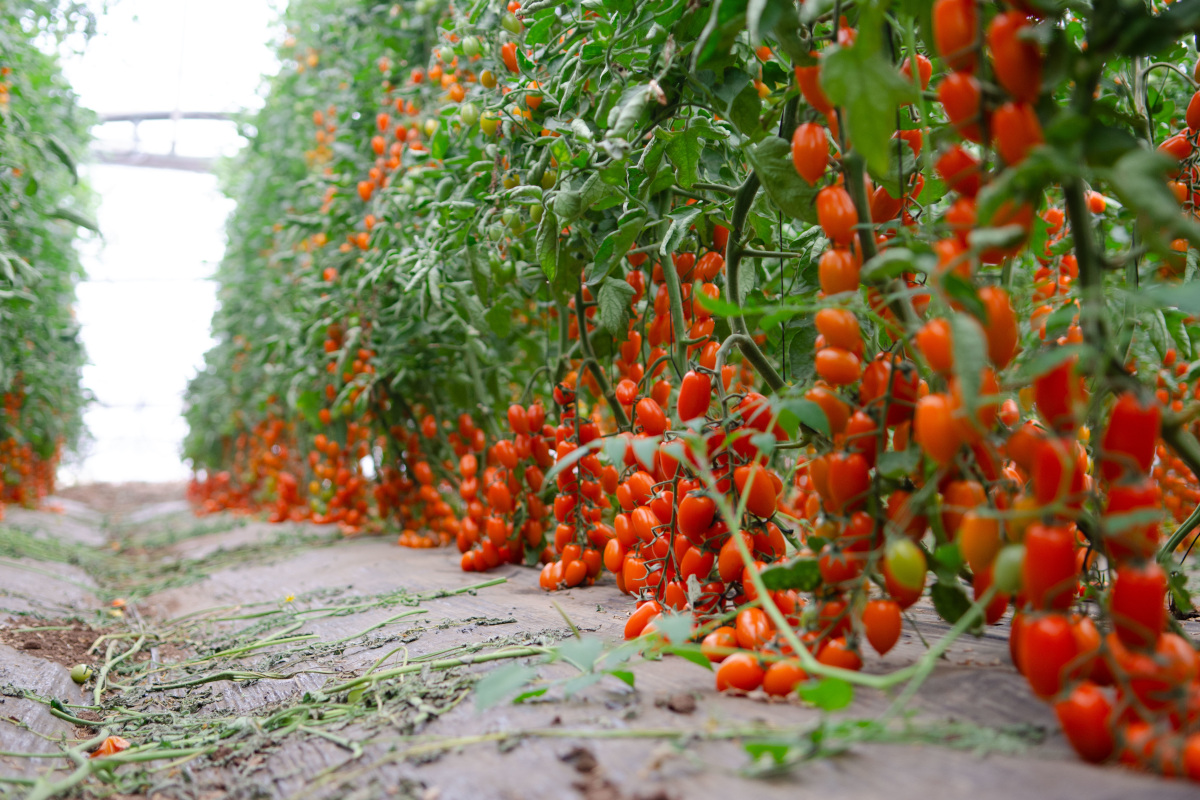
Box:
0, 1, 94, 514
182, 0, 1200, 780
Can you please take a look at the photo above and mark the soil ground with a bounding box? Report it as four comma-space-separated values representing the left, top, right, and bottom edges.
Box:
1, 484, 1197, 799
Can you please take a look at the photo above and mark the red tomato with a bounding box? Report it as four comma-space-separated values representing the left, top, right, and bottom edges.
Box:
676, 370, 712, 422
862, 599, 902, 655
1022, 613, 1079, 698
1022, 523, 1078, 611
987, 11, 1042, 102
993, 101, 1043, 165
1054, 682, 1115, 763
734, 464, 778, 518
933, 0, 978, 71
715, 652, 765, 691
935, 144, 981, 198
734, 607, 774, 650
1110, 561, 1167, 651
1099, 392, 1161, 481
816, 186, 859, 246
791, 122, 829, 185
938, 71, 983, 142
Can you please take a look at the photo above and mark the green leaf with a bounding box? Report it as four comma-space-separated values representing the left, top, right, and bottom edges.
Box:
745, 136, 819, 224
608, 669, 637, 686
663, 644, 714, 670
559, 636, 604, 671
930, 580, 973, 626
47, 208, 98, 232
876, 447, 920, 479
798, 677, 854, 711
590, 213, 645, 281
596, 277, 636, 336
294, 390, 323, 427
660, 207, 704, 257
43, 135, 78, 183
656, 126, 703, 189
563, 672, 606, 697
475, 663, 538, 710
694, 0, 751, 68
652, 612, 694, 644
607, 83, 653, 138
728, 83, 764, 139
777, 396, 830, 439
949, 313, 987, 423
788, 321, 820, 385
746, 0, 782, 44
1041, 304, 1076, 341
553, 188, 584, 221
862, 248, 920, 282
819, 9, 917, 176
536, 207, 560, 281
485, 301, 513, 338
941, 272, 986, 321
1106, 150, 1200, 248
745, 740, 794, 764
759, 557, 821, 591
932, 542, 964, 578
1139, 282, 1200, 316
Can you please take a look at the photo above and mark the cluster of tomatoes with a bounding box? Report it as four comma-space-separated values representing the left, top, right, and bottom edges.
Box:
456, 403, 554, 569
0, 386, 60, 517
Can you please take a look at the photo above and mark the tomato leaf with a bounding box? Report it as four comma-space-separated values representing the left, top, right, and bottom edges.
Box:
475, 663, 538, 710
819, 10, 917, 177
759, 557, 821, 591
776, 396, 829, 440
607, 668, 637, 686
662, 643, 713, 670
536, 207, 560, 281
1106, 150, 1200, 249
930, 580, 975, 628
940, 272, 986, 321
949, 313, 987, 421
787, 321, 820, 386
745, 136, 819, 224
660, 207, 704, 257
876, 447, 920, 479
606, 83, 652, 139
798, 677, 854, 711
596, 277, 636, 337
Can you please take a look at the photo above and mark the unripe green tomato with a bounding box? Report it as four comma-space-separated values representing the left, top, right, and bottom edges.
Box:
462, 36, 482, 58
501, 12, 524, 34
885, 539, 926, 591
501, 209, 518, 228
992, 544, 1026, 594
530, 204, 543, 224
540, 169, 556, 190
487, 223, 505, 242
70, 664, 93, 684
493, 260, 516, 283
479, 111, 500, 136
423, 118, 438, 137
459, 102, 479, 127
501, 171, 520, 190
440, 46, 455, 64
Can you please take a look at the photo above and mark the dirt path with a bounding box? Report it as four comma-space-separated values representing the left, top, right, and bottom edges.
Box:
1, 485, 1195, 799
